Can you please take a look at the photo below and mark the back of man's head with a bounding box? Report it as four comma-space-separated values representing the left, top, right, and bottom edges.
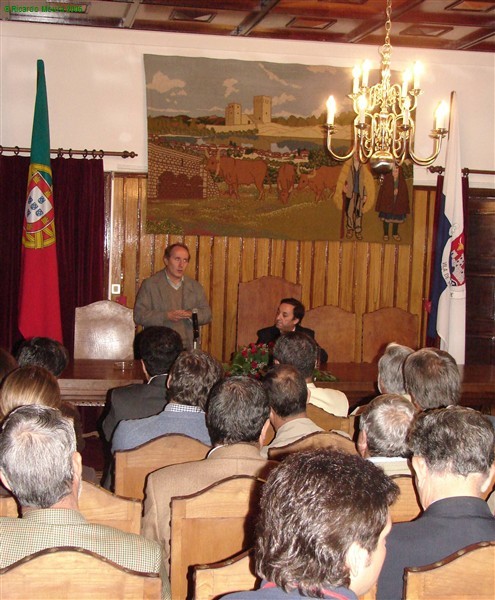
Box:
206, 376, 269, 446
256, 449, 399, 596
0, 405, 76, 508
404, 347, 460, 409
408, 406, 495, 479
138, 326, 183, 376
273, 332, 317, 380
378, 343, 414, 395
359, 394, 416, 458
263, 364, 308, 419
16, 337, 69, 377
168, 350, 223, 410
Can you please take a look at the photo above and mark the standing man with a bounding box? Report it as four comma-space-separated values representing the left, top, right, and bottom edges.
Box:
134, 243, 211, 350
256, 298, 328, 364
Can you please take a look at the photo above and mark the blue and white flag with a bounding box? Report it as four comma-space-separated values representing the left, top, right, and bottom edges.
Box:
428, 91, 466, 363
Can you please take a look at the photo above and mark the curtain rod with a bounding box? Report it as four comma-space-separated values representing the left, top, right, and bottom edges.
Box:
0, 146, 137, 159
428, 166, 495, 176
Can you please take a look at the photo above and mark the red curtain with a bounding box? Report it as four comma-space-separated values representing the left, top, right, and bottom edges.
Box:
0, 155, 105, 355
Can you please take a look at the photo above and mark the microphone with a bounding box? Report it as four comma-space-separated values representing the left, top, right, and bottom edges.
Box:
192, 309, 199, 348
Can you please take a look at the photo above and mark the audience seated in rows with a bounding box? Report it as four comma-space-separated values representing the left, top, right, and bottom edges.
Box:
141, 376, 278, 575
404, 347, 460, 410
101, 326, 183, 442
112, 349, 223, 452
260, 364, 322, 458
357, 394, 416, 476
377, 406, 495, 599
224, 449, 399, 599
0, 405, 171, 599
273, 331, 348, 417
256, 298, 328, 364
377, 342, 414, 397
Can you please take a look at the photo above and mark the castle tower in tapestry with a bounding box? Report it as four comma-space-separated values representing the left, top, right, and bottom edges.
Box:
225, 103, 242, 126
252, 95, 271, 124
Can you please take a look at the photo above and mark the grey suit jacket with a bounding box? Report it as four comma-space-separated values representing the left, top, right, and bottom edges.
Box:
141, 443, 278, 574
133, 270, 211, 349
101, 375, 168, 442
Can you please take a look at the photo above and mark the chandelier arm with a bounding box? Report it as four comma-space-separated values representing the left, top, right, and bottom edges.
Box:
407, 136, 444, 167
326, 129, 358, 162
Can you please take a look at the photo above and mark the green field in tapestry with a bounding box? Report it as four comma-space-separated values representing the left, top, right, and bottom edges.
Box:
146, 182, 413, 243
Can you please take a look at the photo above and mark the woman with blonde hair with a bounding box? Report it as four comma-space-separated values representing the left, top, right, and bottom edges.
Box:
0, 365, 61, 420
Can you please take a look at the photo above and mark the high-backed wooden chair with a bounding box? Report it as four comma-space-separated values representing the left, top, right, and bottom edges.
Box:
306, 404, 357, 438
304, 305, 356, 363
74, 300, 135, 360
115, 433, 211, 500
267, 431, 358, 461
389, 474, 422, 523
361, 307, 418, 363
403, 541, 495, 599
194, 549, 259, 600
0, 481, 142, 534
0, 547, 162, 599
237, 276, 302, 349
170, 475, 264, 600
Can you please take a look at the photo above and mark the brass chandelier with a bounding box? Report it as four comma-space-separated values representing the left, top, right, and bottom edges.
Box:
326, 0, 449, 176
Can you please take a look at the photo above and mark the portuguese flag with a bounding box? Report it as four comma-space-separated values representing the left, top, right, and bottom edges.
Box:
18, 60, 63, 343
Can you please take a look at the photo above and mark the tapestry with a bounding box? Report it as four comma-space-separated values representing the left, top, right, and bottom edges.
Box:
144, 54, 413, 243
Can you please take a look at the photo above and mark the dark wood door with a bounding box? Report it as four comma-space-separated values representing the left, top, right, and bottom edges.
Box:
466, 188, 495, 365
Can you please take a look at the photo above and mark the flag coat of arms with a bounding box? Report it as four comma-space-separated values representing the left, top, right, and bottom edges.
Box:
18, 59, 63, 343
427, 91, 466, 364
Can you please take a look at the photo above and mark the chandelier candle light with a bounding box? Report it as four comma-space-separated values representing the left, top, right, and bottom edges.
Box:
326, 0, 449, 177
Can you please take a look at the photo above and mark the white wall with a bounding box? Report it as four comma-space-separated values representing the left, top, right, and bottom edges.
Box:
1, 21, 494, 187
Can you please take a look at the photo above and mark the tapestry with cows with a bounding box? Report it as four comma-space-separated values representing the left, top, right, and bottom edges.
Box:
144, 54, 413, 243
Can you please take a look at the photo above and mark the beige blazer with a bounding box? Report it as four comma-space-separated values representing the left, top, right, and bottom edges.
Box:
141, 443, 278, 574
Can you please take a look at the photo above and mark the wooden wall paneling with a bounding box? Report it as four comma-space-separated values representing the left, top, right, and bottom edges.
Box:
312, 242, 327, 308
354, 242, 370, 362
197, 236, 213, 354
270, 239, 285, 278
123, 177, 140, 309
367, 243, 383, 313
381, 244, 397, 308
396, 244, 412, 311
255, 239, 270, 278
184, 235, 198, 275
241, 238, 256, 283
210, 236, 227, 359
326, 242, 341, 306
299, 241, 314, 309
409, 189, 429, 348
110, 175, 125, 304
283, 240, 298, 282
419, 188, 437, 343
153, 234, 166, 275
339, 242, 355, 312
225, 237, 242, 355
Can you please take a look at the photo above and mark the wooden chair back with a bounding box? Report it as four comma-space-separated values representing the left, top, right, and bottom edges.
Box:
268, 431, 358, 461
404, 541, 495, 599
361, 308, 418, 363
115, 433, 211, 500
304, 305, 356, 363
389, 474, 422, 523
0, 547, 161, 599
237, 276, 301, 348
170, 475, 264, 600
0, 481, 141, 534
194, 549, 259, 600
306, 404, 357, 438
74, 300, 135, 360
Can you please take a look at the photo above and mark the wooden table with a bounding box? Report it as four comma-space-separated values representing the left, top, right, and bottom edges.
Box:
59, 359, 144, 406
59, 360, 495, 414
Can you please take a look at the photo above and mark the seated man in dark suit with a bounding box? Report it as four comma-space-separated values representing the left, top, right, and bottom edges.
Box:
377, 406, 495, 599
101, 326, 183, 442
256, 298, 328, 363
